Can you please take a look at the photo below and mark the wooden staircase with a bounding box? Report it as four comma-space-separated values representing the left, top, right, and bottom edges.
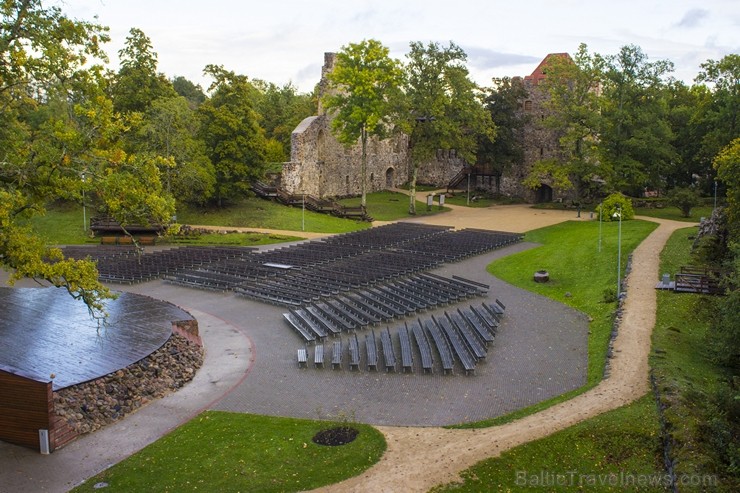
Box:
447, 165, 501, 193
252, 181, 373, 222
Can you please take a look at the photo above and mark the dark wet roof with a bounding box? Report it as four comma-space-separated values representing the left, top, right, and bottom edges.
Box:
0, 288, 193, 390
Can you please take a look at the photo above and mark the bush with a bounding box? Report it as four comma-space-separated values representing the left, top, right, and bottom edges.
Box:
667, 187, 702, 217
597, 193, 635, 222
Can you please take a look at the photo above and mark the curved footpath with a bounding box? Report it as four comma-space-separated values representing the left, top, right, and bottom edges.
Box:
312, 217, 689, 492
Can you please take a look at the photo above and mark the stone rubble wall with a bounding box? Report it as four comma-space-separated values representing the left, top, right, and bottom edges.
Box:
53, 333, 204, 438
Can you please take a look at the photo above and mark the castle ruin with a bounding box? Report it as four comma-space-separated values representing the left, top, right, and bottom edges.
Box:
281, 53, 464, 198
280, 52, 566, 203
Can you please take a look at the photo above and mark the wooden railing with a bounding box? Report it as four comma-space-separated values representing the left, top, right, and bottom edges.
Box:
252, 181, 373, 222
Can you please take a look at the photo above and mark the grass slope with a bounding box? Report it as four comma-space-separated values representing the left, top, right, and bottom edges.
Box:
434, 395, 666, 492
489, 220, 658, 387
72, 411, 386, 493
451, 220, 656, 429
650, 227, 736, 492
338, 190, 450, 221
176, 196, 369, 234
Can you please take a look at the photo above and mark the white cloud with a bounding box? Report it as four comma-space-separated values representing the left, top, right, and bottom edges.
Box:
60, 0, 739, 92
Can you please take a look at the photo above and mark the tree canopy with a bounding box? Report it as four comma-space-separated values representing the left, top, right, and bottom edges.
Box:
322, 39, 404, 207
0, 1, 175, 316
401, 41, 494, 212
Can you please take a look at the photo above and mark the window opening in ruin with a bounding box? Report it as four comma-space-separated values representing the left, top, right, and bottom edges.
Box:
524, 100, 532, 111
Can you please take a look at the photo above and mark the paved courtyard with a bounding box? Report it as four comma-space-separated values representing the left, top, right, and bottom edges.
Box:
116, 240, 589, 427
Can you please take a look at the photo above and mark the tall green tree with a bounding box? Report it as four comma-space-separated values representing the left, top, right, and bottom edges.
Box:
714, 137, 740, 235
478, 76, 528, 194
322, 39, 404, 207
524, 45, 605, 200
139, 96, 215, 204
599, 45, 676, 194
664, 81, 713, 189
110, 28, 176, 114
696, 54, 740, 169
1, 2, 175, 316
252, 79, 315, 162
172, 75, 206, 108
198, 65, 267, 207
400, 41, 494, 213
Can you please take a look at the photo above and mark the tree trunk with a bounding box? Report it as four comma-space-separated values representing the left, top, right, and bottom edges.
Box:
409, 163, 418, 215
360, 126, 367, 207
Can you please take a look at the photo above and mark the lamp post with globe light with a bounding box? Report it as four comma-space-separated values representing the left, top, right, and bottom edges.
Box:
613, 205, 622, 298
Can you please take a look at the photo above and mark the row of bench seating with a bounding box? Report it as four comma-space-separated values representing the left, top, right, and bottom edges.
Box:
165, 224, 522, 302
281, 274, 489, 342
295, 301, 504, 375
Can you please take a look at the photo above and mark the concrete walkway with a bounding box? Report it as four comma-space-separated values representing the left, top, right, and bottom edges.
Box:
0, 307, 253, 492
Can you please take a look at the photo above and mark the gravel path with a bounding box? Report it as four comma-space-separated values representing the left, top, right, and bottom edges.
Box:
311, 217, 690, 492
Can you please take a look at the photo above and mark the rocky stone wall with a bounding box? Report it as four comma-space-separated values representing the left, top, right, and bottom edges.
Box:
284, 113, 410, 197
416, 150, 467, 187
53, 333, 203, 439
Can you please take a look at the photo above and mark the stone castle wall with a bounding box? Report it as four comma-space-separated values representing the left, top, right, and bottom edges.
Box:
282, 52, 580, 203
284, 115, 410, 197
416, 150, 467, 187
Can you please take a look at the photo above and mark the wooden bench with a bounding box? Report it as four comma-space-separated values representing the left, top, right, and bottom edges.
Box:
434, 315, 476, 375
380, 327, 396, 372
283, 312, 316, 343
399, 323, 414, 372
366, 331, 378, 371
459, 307, 495, 345
349, 333, 361, 370
314, 344, 324, 368
447, 311, 487, 359
331, 340, 342, 369
410, 319, 433, 373
425, 318, 454, 374
297, 348, 307, 368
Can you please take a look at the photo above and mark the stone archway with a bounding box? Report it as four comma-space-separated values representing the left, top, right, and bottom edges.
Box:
535, 184, 553, 203
385, 167, 395, 189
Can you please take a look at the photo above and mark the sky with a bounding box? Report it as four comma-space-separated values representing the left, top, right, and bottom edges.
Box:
62, 0, 739, 93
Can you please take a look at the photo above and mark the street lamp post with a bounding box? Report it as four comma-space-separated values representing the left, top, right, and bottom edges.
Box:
613, 205, 622, 298
82, 173, 87, 232
466, 169, 471, 206
598, 202, 603, 253
302, 191, 305, 232
714, 180, 718, 211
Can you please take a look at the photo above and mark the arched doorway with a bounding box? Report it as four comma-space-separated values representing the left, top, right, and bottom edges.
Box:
385, 167, 395, 189
535, 184, 553, 203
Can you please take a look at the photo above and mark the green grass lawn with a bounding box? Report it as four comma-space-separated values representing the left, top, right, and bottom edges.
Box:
27, 204, 305, 247
452, 219, 657, 429
176, 196, 369, 234
442, 192, 496, 208
26, 201, 98, 245
433, 395, 666, 492
338, 190, 451, 221
28, 196, 370, 247
534, 202, 712, 223
634, 206, 712, 223
72, 411, 386, 493
492, 220, 657, 384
